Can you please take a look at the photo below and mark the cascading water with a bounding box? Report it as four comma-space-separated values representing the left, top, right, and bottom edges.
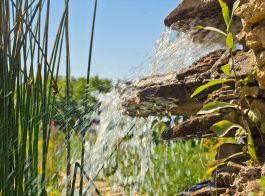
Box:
130, 27, 224, 77
68, 28, 223, 195
80, 89, 155, 195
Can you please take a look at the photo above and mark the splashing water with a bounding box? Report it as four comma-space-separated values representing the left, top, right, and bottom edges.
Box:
78, 89, 155, 195
68, 28, 222, 195
131, 28, 223, 77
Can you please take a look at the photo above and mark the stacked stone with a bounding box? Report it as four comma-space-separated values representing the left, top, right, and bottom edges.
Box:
235, 0, 265, 89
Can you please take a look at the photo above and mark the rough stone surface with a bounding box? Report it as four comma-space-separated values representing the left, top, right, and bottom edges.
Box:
161, 112, 238, 139
121, 49, 258, 118
235, 0, 265, 89
245, 23, 265, 51
261, 165, 265, 176
178, 184, 228, 196
216, 143, 243, 160
232, 166, 262, 195
256, 50, 265, 67
230, 50, 256, 77
121, 49, 264, 140
235, 0, 265, 24
164, 0, 242, 43
121, 50, 225, 117
256, 66, 265, 89
187, 187, 227, 196
187, 164, 265, 196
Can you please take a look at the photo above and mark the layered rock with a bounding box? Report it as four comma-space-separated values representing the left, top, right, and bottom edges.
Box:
122, 50, 225, 117
164, 0, 242, 43
235, 0, 265, 89
122, 49, 265, 139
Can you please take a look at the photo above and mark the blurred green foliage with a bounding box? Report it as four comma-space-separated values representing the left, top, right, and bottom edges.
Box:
56, 75, 112, 103
54, 75, 112, 131
139, 141, 209, 195
103, 117, 216, 195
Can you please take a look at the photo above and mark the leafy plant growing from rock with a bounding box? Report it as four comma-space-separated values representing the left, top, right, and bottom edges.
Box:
191, 0, 260, 170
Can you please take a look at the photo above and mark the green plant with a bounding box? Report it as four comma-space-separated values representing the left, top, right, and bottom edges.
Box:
80, 0, 98, 195
0, 0, 69, 195
192, 0, 260, 170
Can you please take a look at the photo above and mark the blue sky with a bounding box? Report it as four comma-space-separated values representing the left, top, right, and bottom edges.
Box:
50, 0, 179, 80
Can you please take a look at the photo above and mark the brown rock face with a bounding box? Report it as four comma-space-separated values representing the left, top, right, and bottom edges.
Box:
235, 0, 265, 89
255, 50, 265, 67
245, 23, 265, 51
121, 50, 225, 117
161, 112, 239, 139
128, 49, 252, 115
164, 0, 242, 43
235, 0, 265, 24
121, 49, 263, 139
256, 66, 265, 89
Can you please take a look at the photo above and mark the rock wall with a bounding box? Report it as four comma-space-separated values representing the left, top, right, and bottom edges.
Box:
164, 0, 242, 43
235, 0, 265, 89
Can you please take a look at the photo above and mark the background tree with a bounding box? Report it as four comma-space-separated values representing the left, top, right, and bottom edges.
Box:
54, 75, 112, 133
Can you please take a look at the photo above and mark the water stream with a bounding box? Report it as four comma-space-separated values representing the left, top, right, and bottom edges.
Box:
63, 28, 223, 195
131, 28, 223, 78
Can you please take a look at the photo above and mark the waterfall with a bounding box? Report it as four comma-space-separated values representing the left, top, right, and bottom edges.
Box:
68, 28, 222, 195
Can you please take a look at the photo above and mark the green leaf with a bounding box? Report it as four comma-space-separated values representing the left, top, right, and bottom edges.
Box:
198, 101, 238, 115
248, 142, 259, 164
153, 121, 167, 135
211, 120, 244, 137
204, 151, 244, 178
235, 129, 247, 138
191, 79, 235, 98
221, 64, 231, 76
230, 0, 241, 26
204, 162, 226, 179
240, 74, 255, 85
196, 26, 227, 37
218, 0, 230, 30
226, 32, 234, 49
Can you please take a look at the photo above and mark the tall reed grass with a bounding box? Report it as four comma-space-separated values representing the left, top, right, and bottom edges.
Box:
0, 0, 69, 195
80, 0, 98, 194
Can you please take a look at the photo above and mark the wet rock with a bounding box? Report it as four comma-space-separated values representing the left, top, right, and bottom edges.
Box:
215, 143, 243, 160
178, 181, 227, 196
161, 112, 236, 139
121, 49, 258, 118
164, 0, 242, 43
183, 187, 227, 196
121, 50, 225, 117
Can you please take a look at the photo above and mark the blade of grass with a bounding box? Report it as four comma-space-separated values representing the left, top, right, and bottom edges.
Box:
80, 0, 98, 195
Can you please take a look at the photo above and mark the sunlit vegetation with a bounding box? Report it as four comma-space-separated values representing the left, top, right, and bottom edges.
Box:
0, 0, 221, 195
